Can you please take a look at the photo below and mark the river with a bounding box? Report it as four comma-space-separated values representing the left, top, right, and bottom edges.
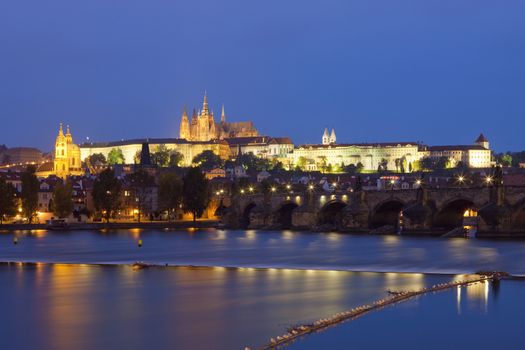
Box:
0, 229, 524, 349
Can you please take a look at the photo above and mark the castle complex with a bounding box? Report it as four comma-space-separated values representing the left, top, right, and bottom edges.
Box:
71, 93, 494, 174
179, 93, 258, 141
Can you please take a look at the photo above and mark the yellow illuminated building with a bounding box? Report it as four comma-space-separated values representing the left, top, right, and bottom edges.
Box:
37, 124, 83, 178
179, 93, 258, 141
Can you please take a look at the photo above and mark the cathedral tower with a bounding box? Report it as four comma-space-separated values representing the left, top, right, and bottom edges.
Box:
179, 106, 190, 140
322, 128, 330, 145
329, 129, 337, 144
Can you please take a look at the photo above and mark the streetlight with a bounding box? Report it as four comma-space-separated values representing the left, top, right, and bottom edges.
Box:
249, 186, 254, 193
485, 176, 493, 185
240, 189, 245, 194
308, 184, 314, 190
271, 187, 276, 192
286, 184, 291, 190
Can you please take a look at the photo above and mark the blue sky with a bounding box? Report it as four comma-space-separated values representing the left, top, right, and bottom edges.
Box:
1, 0, 524, 152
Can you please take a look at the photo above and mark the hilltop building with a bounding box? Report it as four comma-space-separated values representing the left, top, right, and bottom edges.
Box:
80, 138, 230, 167
179, 93, 258, 141
289, 130, 492, 171
421, 133, 492, 168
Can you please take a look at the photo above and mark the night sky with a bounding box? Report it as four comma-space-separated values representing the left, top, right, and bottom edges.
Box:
1, 0, 524, 152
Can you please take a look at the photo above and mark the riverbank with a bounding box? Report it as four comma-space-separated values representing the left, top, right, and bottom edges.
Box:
0, 219, 219, 232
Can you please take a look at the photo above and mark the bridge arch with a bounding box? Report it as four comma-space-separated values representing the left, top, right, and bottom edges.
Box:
433, 198, 476, 229
370, 199, 405, 228
240, 202, 258, 228
318, 200, 347, 227
274, 201, 299, 229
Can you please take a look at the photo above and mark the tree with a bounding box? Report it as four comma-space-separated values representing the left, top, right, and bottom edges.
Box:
378, 159, 388, 172
344, 164, 357, 174
92, 168, 122, 222
108, 148, 125, 165
0, 178, 17, 224
158, 172, 182, 221
52, 181, 73, 218
499, 154, 513, 167
21, 166, 39, 223
182, 167, 210, 223
318, 156, 328, 173
296, 156, 307, 171
420, 157, 434, 171
169, 151, 184, 168
87, 153, 107, 165
356, 162, 364, 173
236, 152, 271, 172
127, 169, 155, 222
192, 150, 223, 170
151, 145, 170, 167
134, 150, 141, 164
435, 156, 451, 170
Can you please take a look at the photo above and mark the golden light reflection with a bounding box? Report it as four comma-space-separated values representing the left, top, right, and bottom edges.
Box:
245, 230, 256, 241
457, 285, 461, 314
283, 230, 294, 240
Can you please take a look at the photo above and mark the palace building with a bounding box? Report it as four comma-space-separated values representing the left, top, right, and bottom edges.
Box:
80, 138, 230, 167
288, 130, 492, 172
179, 93, 258, 141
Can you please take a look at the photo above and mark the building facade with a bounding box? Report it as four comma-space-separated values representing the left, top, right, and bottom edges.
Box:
424, 134, 492, 168
290, 131, 492, 171
80, 138, 231, 167
179, 93, 258, 141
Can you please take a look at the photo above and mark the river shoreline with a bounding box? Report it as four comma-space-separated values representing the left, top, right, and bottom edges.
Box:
1, 221, 525, 239
0, 220, 219, 232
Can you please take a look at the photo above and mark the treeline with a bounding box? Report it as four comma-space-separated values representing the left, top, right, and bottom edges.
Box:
0, 165, 211, 224
494, 151, 525, 167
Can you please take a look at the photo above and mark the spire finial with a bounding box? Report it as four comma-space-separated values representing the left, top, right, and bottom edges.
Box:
202, 91, 209, 114
221, 104, 226, 123
59, 122, 64, 135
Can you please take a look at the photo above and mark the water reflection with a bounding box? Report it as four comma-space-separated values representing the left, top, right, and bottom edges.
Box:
1, 264, 458, 350
3, 229, 525, 275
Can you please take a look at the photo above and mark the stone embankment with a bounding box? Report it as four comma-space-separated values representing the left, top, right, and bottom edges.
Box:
0, 220, 219, 232
249, 272, 508, 350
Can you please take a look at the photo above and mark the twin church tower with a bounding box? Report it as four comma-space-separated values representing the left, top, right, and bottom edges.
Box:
179, 93, 258, 142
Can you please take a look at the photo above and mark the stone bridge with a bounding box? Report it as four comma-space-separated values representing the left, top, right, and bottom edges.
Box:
218, 186, 525, 233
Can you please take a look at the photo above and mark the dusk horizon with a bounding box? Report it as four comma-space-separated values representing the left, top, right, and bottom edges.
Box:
2, 0, 524, 152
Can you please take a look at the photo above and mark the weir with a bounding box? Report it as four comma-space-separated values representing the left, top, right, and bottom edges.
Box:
252, 272, 508, 350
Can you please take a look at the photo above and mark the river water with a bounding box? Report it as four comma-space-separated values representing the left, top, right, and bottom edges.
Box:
0, 229, 524, 349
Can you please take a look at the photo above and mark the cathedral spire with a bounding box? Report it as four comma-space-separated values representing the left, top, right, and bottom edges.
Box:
202, 91, 209, 115
221, 104, 226, 123
59, 122, 64, 136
